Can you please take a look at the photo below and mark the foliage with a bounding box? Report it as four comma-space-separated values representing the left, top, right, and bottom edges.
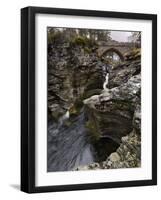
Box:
70, 36, 97, 47
85, 120, 100, 141
47, 27, 112, 46
124, 48, 141, 60
128, 32, 141, 46
69, 99, 84, 116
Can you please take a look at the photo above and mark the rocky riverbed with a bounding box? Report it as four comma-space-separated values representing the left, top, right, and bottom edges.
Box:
47, 34, 141, 172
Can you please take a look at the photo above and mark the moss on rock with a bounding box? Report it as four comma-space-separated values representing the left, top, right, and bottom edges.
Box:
85, 120, 100, 141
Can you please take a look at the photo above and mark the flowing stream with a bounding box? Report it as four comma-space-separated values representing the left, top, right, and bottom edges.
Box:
47, 71, 118, 172
48, 108, 95, 172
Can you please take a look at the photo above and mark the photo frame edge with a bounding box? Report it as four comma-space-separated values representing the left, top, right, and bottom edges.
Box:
21, 6, 157, 193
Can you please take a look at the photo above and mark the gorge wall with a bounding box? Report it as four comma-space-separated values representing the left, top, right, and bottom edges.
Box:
47, 37, 141, 171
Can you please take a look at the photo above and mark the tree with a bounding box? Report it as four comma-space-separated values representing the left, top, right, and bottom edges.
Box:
128, 32, 141, 45
47, 27, 112, 45
96, 30, 111, 41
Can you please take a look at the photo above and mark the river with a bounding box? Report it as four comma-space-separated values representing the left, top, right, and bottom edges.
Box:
47, 69, 118, 172
48, 108, 95, 172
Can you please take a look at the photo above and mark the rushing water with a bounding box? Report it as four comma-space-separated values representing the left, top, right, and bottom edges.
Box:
103, 73, 109, 90
47, 69, 119, 172
48, 108, 95, 172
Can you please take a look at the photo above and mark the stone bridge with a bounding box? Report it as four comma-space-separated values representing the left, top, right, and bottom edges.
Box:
97, 41, 140, 61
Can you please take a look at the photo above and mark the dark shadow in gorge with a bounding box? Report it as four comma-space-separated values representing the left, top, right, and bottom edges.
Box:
47, 106, 120, 172
93, 137, 119, 163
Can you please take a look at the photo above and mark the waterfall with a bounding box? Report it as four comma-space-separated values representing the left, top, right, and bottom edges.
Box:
103, 73, 109, 90
58, 110, 70, 127
63, 110, 70, 119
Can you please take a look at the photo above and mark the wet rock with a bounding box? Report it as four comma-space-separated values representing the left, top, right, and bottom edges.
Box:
48, 37, 141, 171
133, 104, 141, 133
76, 130, 141, 170
83, 63, 141, 142
108, 60, 141, 89
77, 50, 141, 170
109, 152, 120, 162
48, 40, 106, 120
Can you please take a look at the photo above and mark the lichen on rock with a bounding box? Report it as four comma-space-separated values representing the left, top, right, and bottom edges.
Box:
76, 49, 141, 170
48, 30, 141, 172
75, 130, 141, 170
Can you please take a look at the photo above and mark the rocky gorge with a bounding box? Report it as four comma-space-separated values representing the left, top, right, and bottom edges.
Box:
47, 33, 141, 172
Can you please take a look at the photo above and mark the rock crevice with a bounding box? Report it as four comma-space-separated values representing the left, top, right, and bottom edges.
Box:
48, 36, 141, 171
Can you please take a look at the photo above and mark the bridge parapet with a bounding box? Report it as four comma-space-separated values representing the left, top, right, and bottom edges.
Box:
97, 41, 140, 60
98, 40, 140, 48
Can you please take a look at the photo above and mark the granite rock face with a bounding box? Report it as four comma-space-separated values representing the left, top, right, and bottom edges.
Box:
83, 65, 141, 143
76, 49, 141, 170
48, 35, 141, 171
75, 130, 141, 170
48, 40, 107, 121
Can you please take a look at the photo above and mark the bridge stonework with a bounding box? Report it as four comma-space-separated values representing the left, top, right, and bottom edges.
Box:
97, 41, 140, 61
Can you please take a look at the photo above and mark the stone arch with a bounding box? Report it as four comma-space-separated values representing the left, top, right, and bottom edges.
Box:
101, 48, 125, 61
